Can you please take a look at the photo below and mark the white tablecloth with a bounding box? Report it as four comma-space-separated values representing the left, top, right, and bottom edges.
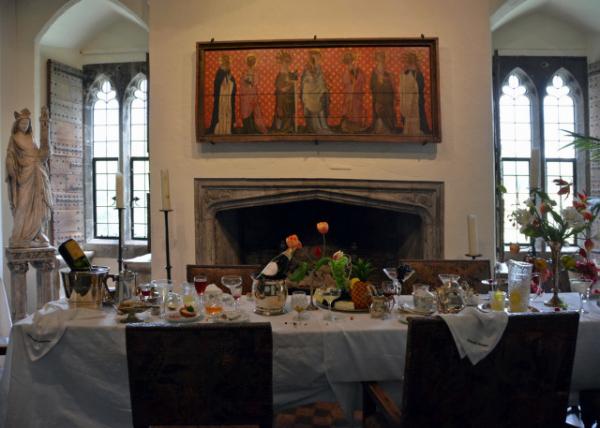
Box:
1, 293, 600, 427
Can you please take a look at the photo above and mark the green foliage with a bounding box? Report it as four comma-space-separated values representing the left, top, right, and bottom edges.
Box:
561, 131, 600, 161
351, 258, 374, 281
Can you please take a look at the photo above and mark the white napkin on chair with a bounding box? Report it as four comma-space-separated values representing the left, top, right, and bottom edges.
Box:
439, 307, 508, 365
21, 300, 105, 361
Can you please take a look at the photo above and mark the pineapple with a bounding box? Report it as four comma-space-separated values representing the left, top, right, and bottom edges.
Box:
351, 258, 374, 309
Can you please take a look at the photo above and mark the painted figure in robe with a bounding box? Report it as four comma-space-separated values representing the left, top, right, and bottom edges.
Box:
209, 54, 236, 135
6, 108, 52, 248
399, 51, 430, 135
271, 51, 297, 133
301, 49, 332, 134
239, 54, 267, 134
340, 51, 367, 133
370, 51, 397, 133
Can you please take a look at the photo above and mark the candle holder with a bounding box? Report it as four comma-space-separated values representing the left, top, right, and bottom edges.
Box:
465, 253, 482, 260
161, 209, 173, 281
116, 207, 125, 273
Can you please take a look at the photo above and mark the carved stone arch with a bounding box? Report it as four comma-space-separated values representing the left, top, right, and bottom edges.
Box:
195, 178, 443, 264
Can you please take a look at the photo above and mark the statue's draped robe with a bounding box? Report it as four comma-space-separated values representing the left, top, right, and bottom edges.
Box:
370, 69, 396, 133
6, 132, 52, 247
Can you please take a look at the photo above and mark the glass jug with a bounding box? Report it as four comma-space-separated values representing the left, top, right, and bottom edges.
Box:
507, 260, 533, 312
412, 284, 435, 312
437, 274, 465, 313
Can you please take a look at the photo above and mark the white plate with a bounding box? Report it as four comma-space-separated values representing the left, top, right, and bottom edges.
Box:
163, 312, 203, 323
213, 310, 249, 323
397, 303, 435, 316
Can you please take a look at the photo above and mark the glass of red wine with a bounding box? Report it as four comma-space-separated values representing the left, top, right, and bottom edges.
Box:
194, 274, 208, 295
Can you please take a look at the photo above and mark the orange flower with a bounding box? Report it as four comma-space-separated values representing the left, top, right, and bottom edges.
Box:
316, 221, 329, 234
285, 234, 302, 249
540, 203, 550, 214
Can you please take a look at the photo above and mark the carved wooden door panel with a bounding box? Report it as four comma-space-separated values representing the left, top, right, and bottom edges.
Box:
47, 60, 84, 245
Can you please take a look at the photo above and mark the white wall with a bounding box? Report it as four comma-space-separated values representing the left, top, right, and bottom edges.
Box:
148, 0, 496, 285
493, 11, 588, 56
1, 0, 147, 314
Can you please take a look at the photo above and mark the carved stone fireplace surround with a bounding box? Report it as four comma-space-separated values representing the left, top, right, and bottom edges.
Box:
195, 178, 444, 264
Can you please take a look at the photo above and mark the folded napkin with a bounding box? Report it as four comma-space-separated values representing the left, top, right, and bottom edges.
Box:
22, 299, 105, 362
439, 307, 508, 365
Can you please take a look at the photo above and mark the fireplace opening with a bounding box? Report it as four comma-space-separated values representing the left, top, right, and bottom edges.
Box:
216, 199, 423, 268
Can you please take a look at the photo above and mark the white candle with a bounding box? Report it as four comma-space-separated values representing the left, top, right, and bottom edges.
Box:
160, 169, 171, 210
115, 173, 124, 208
467, 214, 479, 255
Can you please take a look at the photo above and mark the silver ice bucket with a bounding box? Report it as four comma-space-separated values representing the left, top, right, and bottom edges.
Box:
60, 266, 114, 309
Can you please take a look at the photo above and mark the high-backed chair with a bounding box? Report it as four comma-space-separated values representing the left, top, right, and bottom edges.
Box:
400, 259, 491, 294
126, 322, 273, 428
363, 312, 579, 428
186, 264, 261, 294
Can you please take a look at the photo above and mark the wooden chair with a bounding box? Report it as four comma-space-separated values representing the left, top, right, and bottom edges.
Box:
400, 259, 491, 294
126, 322, 273, 428
186, 264, 261, 294
363, 312, 579, 428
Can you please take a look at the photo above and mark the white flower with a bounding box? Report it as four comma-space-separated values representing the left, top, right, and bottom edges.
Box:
561, 207, 585, 228
513, 208, 533, 226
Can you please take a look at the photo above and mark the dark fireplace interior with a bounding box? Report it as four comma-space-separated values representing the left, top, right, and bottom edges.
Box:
215, 199, 423, 269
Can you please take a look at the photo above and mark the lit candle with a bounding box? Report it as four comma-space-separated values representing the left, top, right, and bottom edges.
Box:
160, 169, 171, 210
115, 173, 124, 208
467, 214, 479, 255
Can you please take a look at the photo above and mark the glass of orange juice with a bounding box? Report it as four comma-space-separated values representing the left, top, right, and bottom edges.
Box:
204, 293, 223, 319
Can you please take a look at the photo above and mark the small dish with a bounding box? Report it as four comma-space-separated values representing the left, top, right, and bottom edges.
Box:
163, 312, 203, 323
397, 303, 435, 316
477, 303, 540, 313
214, 310, 249, 323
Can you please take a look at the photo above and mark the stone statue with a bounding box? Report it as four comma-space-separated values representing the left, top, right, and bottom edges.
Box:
6, 107, 53, 248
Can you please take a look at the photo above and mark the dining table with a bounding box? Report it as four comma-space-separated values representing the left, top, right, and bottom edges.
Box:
1, 292, 600, 428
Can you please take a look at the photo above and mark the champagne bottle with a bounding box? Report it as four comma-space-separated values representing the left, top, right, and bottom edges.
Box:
58, 239, 91, 271
257, 247, 296, 280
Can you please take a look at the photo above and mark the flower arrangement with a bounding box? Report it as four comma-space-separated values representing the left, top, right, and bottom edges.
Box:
288, 221, 351, 290
511, 179, 598, 306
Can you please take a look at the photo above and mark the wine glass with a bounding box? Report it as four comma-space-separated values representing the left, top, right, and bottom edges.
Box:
381, 280, 397, 310
570, 278, 593, 314
194, 274, 208, 296
221, 275, 243, 311
291, 291, 308, 321
321, 287, 341, 321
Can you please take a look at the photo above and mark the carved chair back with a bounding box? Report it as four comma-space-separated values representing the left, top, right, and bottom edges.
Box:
400, 312, 579, 428
126, 323, 273, 428
401, 259, 491, 294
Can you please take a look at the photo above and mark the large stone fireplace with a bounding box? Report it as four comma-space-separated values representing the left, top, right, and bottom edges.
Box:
195, 179, 444, 267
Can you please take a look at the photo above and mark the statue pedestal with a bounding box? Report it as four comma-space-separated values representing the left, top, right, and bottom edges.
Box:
5, 246, 57, 321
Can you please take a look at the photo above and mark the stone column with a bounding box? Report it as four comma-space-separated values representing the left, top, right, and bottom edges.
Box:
32, 259, 56, 308
5, 247, 57, 321
6, 260, 28, 321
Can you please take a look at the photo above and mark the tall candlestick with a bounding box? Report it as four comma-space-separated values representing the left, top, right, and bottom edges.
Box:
115, 173, 124, 208
467, 214, 479, 256
160, 169, 171, 211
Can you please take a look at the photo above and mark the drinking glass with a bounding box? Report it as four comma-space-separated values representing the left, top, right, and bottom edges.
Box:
383, 267, 400, 292
204, 293, 223, 319
182, 283, 200, 312
381, 280, 397, 310
221, 275, 243, 310
138, 283, 152, 301
194, 274, 208, 296
151, 279, 172, 315
570, 278, 593, 314
321, 287, 341, 321
291, 291, 308, 321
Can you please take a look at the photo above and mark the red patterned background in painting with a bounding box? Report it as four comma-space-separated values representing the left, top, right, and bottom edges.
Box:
202, 46, 432, 133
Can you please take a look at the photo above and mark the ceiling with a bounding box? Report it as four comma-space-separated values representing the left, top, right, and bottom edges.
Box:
492, 0, 600, 33
40, 0, 147, 49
